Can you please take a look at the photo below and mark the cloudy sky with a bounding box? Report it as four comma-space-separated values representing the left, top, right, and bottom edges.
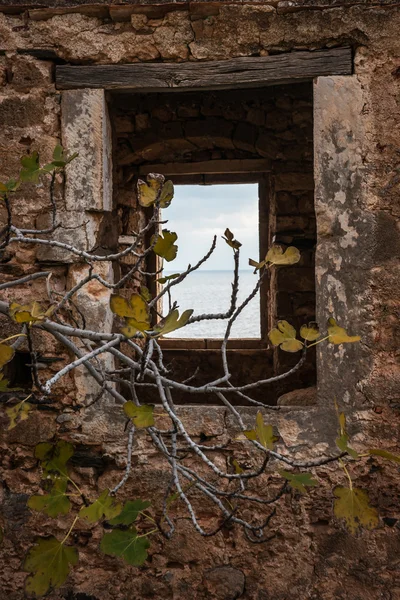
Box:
162, 184, 259, 271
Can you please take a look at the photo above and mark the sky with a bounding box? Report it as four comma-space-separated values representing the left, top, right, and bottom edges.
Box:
162, 183, 259, 271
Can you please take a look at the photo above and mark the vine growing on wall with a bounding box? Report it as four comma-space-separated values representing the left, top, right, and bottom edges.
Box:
0, 148, 399, 596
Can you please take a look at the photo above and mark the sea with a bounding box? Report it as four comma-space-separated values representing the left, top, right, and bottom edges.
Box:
162, 270, 260, 339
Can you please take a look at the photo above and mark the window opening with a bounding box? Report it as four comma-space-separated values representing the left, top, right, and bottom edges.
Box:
162, 183, 260, 339
2, 351, 32, 389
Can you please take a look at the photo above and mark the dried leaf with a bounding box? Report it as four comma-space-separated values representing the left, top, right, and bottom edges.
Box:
265, 245, 300, 266
333, 486, 379, 534
152, 308, 193, 337
268, 320, 303, 353
280, 470, 318, 493
79, 490, 122, 524
24, 537, 78, 597
152, 229, 178, 262
327, 318, 361, 345
27, 479, 71, 518
222, 228, 242, 250
108, 500, 151, 526
100, 528, 150, 566
123, 402, 154, 428
300, 322, 320, 342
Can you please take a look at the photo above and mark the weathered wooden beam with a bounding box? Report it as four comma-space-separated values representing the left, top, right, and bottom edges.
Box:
56, 47, 352, 91
137, 159, 271, 176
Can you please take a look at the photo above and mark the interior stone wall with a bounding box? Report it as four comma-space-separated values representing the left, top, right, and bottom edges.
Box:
0, 2, 399, 599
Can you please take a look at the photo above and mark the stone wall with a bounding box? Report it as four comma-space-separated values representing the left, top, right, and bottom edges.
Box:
0, 2, 399, 599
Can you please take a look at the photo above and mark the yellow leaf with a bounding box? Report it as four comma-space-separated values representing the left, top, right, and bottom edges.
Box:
9, 301, 50, 324
265, 245, 300, 266
255, 411, 279, 450
232, 459, 243, 474
300, 322, 320, 342
327, 318, 361, 345
152, 309, 193, 337
110, 294, 151, 335
249, 258, 265, 271
6, 399, 32, 430
0, 343, 14, 368
268, 320, 303, 353
123, 402, 154, 428
222, 228, 242, 250
368, 449, 400, 464
137, 173, 164, 208
159, 180, 174, 209
333, 486, 378, 534
243, 430, 257, 441
152, 230, 178, 262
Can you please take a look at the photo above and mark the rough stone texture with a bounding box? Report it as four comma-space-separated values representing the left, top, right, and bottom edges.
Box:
0, 2, 399, 599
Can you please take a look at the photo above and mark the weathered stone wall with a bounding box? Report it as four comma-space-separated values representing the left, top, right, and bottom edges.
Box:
0, 2, 399, 599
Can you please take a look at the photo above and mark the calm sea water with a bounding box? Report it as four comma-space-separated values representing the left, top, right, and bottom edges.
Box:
162, 270, 260, 338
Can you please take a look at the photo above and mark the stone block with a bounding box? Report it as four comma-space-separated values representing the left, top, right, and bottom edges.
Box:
9, 55, 53, 92
233, 122, 257, 153
61, 89, 112, 213
278, 386, 317, 406
0, 94, 45, 129
275, 172, 314, 191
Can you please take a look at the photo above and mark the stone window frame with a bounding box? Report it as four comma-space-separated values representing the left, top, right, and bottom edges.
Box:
145, 168, 272, 351
61, 73, 369, 409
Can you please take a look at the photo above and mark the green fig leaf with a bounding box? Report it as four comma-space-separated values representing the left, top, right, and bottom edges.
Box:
157, 273, 181, 285
35, 441, 74, 479
79, 489, 122, 524
279, 470, 318, 494
100, 529, 150, 566
6, 399, 33, 430
108, 500, 151, 526
368, 449, 400, 464
24, 537, 78, 597
27, 479, 71, 518
20, 152, 41, 183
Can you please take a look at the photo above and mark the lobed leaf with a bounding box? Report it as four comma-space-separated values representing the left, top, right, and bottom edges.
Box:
327, 318, 361, 345
123, 402, 154, 428
137, 174, 174, 208
108, 500, 151, 526
244, 412, 279, 450
280, 470, 319, 494
333, 486, 378, 534
35, 441, 74, 479
79, 489, 122, 524
152, 229, 178, 262
24, 537, 78, 597
268, 320, 303, 353
20, 152, 41, 183
0, 343, 14, 368
152, 308, 193, 337
27, 479, 71, 518
6, 399, 32, 430
265, 245, 300, 266
368, 449, 400, 464
100, 528, 150, 566
300, 322, 320, 342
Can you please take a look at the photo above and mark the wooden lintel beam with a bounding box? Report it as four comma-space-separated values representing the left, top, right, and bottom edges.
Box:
137, 159, 271, 176
56, 47, 352, 91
